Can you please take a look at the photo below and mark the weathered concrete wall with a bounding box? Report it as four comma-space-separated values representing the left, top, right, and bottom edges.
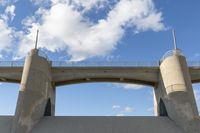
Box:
0, 67, 22, 83
0, 116, 12, 133
153, 73, 167, 116
159, 54, 200, 133
11, 49, 55, 133
30, 116, 186, 133
0, 116, 187, 133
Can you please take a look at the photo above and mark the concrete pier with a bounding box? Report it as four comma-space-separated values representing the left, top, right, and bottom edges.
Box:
155, 50, 200, 133
11, 49, 55, 133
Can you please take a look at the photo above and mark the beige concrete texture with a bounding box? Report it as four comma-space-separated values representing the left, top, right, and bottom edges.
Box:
159, 54, 200, 133
11, 49, 55, 133
0, 67, 22, 83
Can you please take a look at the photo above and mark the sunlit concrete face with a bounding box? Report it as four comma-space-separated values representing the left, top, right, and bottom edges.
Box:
0, 48, 200, 133
158, 51, 200, 133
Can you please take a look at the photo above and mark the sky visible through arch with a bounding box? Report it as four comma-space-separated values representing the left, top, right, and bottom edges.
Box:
0, 0, 200, 116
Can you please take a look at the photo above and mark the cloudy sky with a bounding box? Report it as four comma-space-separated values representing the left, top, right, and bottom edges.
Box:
0, 0, 200, 116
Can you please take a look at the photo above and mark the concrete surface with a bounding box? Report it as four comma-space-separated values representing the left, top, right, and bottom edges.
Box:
52, 67, 159, 86
30, 117, 186, 133
0, 116, 12, 133
158, 52, 200, 133
0, 67, 22, 83
11, 49, 55, 133
1, 66, 200, 85
1, 49, 200, 133
0, 116, 187, 133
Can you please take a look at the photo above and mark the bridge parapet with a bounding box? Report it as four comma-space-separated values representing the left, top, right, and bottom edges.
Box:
0, 61, 24, 67
1, 60, 200, 67
161, 49, 183, 62
51, 61, 160, 67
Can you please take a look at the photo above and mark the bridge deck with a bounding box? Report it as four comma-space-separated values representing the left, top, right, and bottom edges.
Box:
0, 66, 200, 85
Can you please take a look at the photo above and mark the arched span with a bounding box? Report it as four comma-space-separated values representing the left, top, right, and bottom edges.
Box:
0, 67, 23, 83
54, 77, 156, 87
1, 66, 200, 85
52, 67, 159, 87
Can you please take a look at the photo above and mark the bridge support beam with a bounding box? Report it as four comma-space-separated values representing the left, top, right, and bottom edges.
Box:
11, 49, 55, 133
154, 51, 200, 133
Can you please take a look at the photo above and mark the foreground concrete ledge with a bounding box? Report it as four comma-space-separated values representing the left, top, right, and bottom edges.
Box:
0, 116, 187, 133
31, 116, 186, 133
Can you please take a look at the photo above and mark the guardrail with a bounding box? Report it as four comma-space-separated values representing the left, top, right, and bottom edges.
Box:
187, 61, 200, 67
28, 50, 49, 60
0, 61, 200, 67
161, 49, 183, 62
0, 61, 24, 67
51, 61, 160, 67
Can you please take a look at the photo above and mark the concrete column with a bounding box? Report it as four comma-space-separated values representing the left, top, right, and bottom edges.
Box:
159, 50, 200, 133
153, 74, 168, 117
11, 49, 55, 133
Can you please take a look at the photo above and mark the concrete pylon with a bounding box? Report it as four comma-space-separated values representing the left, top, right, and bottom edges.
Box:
11, 49, 55, 133
154, 49, 200, 133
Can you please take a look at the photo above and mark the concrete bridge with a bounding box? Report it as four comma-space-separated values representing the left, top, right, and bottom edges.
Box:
0, 48, 200, 133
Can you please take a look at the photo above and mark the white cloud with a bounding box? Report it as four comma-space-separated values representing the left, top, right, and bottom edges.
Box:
116, 113, 124, 116
0, 0, 7, 6
147, 107, 153, 112
14, 0, 166, 60
31, 0, 108, 11
113, 105, 135, 116
30, 0, 50, 5
0, 19, 13, 53
5, 5, 15, 21
123, 106, 134, 113
114, 83, 145, 90
0, 5, 16, 57
112, 105, 120, 109
0, 0, 17, 6
68, 0, 108, 11
122, 84, 145, 90
1, 5, 16, 22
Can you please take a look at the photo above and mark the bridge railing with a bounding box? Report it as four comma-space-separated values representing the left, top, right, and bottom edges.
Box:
161, 49, 183, 62
0, 61, 200, 67
0, 61, 24, 67
187, 61, 200, 67
51, 61, 160, 67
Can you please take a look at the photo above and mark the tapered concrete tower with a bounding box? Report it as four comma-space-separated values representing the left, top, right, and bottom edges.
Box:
11, 31, 55, 133
154, 30, 200, 133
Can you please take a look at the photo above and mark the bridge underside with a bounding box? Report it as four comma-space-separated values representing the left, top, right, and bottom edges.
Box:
0, 116, 186, 133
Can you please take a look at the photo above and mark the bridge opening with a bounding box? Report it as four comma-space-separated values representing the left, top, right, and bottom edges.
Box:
192, 83, 200, 115
55, 83, 154, 116
0, 82, 19, 115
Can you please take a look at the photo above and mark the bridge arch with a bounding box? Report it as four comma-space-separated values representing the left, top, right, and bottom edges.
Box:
52, 67, 159, 87
54, 77, 156, 87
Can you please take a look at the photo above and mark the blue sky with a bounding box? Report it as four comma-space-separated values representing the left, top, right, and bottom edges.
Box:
0, 0, 200, 116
